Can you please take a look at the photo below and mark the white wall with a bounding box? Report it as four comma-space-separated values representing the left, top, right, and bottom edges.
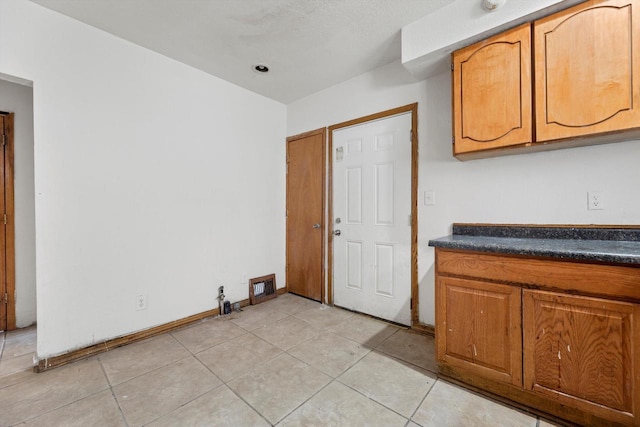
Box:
0, 0, 286, 358
0, 79, 36, 327
287, 60, 640, 326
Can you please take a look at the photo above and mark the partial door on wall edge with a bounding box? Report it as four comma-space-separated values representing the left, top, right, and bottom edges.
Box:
0, 112, 16, 331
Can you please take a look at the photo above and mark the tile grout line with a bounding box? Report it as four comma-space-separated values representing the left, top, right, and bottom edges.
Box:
370, 347, 439, 376
220, 381, 275, 426
13, 359, 121, 427
332, 326, 437, 425
334, 376, 412, 423
272, 371, 337, 425
119, 329, 234, 426
211, 365, 276, 425
98, 332, 221, 426
244, 305, 413, 424
185, 328, 276, 426
405, 376, 439, 426
102, 334, 195, 388
141, 382, 227, 427
214, 303, 340, 425
108, 342, 225, 427
372, 334, 441, 376
98, 355, 131, 427
274, 324, 411, 425
14, 388, 117, 426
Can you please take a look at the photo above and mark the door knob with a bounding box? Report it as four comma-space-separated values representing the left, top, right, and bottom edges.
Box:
313, 223, 321, 229
333, 230, 341, 236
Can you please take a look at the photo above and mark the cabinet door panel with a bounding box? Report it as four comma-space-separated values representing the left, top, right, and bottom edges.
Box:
453, 23, 532, 155
437, 276, 522, 386
524, 290, 640, 424
535, 0, 640, 141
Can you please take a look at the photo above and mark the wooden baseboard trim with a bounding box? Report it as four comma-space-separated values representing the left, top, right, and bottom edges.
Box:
35, 293, 274, 372
411, 323, 435, 336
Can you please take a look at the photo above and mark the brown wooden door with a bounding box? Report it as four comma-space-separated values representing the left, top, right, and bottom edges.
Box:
534, 0, 640, 142
286, 129, 325, 301
452, 23, 532, 155
0, 114, 5, 331
0, 112, 15, 332
436, 275, 522, 386
523, 290, 640, 425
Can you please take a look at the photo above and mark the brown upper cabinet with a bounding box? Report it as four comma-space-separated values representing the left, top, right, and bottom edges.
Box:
535, 0, 640, 142
452, 0, 640, 159
452, 23, 532, 156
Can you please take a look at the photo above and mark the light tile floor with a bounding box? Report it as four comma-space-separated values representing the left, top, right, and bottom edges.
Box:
0, 294, 563, 426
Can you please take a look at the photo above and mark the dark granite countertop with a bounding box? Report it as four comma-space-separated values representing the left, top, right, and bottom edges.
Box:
428, 224, 640, 265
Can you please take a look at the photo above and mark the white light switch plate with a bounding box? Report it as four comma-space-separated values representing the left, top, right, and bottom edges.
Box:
424, 191, 436, 206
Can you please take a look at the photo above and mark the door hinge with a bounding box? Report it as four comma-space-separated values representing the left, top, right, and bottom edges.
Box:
3, 293, 7, 304
1, 134, 5, 146
451, 62, 454, 72
452, 136, 455, 144
410, 298, 413, 309
3, 214, 6, 225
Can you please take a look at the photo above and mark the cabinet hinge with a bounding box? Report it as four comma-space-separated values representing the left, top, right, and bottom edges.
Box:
3, 214, 6, 225
1, 134, 5, 146
3, 293, 7, 304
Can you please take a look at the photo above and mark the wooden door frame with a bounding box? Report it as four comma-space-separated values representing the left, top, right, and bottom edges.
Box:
328, 104, 426, 330
1, 112, 16, 331
285, 127, 327, 302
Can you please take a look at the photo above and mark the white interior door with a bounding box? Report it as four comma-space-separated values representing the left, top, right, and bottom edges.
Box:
332, 112, 412, 325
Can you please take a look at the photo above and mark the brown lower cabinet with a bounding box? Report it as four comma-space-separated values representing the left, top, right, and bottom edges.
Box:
435, 248, 640, 426
437, 276, 522, 387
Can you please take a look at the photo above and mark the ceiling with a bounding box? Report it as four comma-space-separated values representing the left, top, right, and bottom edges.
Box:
30, 0, 455, 104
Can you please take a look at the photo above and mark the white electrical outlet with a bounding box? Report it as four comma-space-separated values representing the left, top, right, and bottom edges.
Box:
242, 272, 247, 283
135, 294, 147, 311
587, 191, 605, 210
424, 191, 436, 206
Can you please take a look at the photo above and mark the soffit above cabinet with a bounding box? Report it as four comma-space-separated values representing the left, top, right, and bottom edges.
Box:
401, 0, 583, 79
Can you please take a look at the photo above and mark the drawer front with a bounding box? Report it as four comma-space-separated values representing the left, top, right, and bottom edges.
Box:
436, 249, 640, 301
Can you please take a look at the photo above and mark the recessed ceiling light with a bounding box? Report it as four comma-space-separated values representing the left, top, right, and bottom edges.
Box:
253, 64, 270, 73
